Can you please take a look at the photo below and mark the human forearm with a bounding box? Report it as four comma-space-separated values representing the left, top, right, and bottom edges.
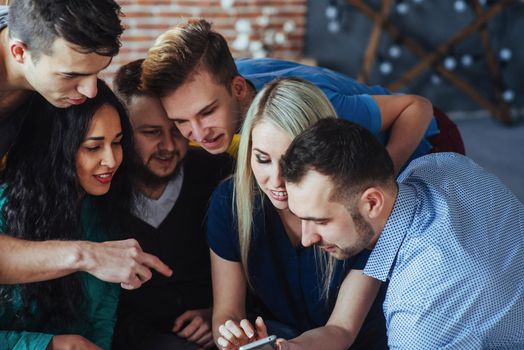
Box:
385, 96, 433, 173
283, 325, 355, 350
0, 235, 172, 286
0, 235, 84, 284
372, 94, 433, 173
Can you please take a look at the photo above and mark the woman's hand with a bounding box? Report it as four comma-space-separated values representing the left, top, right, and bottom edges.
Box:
48, 335, 102, 350
216, 316, 268, 350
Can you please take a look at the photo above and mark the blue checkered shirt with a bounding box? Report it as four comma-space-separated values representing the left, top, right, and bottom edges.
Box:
364, 153, 524, 349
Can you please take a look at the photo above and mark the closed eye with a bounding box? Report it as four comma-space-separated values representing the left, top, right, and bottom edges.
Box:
255, 153, 270, 164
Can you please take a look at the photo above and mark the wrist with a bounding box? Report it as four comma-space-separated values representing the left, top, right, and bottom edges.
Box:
67, 240, 93, 274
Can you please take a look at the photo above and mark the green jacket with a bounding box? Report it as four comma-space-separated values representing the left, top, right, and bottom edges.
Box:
0, 193, 120, 350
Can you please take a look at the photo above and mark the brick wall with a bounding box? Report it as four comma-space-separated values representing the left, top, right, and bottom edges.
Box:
102, 0, 307, 80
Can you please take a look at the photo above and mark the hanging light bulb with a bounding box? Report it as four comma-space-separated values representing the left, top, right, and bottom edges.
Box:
388, 45, 402, 59
454, 0, 467, 13
502, 89, 514, 102
379, 61, 393, 75
444, 56, 457, 70
461, 54, 474, 67
499, 48, 512, 62
412, 0, 424, 4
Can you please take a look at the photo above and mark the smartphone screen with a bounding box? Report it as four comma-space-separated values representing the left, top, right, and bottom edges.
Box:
238, 335, 277, 350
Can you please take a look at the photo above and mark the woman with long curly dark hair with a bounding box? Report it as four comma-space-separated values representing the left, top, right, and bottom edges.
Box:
0, 80, 134, 350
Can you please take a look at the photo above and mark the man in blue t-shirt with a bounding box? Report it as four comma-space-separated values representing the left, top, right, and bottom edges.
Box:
141, 18, 463, 173
281, 118, 524, 350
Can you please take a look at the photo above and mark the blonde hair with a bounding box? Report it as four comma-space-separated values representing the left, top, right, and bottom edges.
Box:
234, 77, 339, 294
141, 18, 238, 97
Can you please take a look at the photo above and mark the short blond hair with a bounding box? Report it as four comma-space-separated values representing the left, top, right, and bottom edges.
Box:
141, 18, 239, 97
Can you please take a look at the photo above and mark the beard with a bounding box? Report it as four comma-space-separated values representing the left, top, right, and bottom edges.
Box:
336, 210, 376, 260
132, 151, 182, 189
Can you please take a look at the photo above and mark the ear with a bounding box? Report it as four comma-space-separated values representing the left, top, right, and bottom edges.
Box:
357, 187, 385, 220
231, 75, 248, 100
9, 40, 28, 64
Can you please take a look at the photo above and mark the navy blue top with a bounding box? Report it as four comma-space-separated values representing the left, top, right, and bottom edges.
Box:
236, 57, 439, 163
207, 179, 372, 332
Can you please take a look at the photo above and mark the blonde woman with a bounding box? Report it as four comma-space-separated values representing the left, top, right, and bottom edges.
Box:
207, 78, 387, 350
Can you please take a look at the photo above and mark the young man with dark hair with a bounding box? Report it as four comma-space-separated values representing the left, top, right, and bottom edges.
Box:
280, 118, 524, 349
0, 1, 171, 290
141, 18, 464, 172
112, 59, 232, 350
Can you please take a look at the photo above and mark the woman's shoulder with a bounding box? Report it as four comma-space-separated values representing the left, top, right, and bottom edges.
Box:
210, 176, 235, 204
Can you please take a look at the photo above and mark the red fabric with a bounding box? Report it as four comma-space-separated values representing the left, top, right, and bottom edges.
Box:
428, 107, 466, 155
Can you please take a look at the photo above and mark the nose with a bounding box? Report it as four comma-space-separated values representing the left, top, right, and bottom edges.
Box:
301, 221, 321, 247
160, 130, 176, 152
77, 75, 98, 99
189, 120, 207, 142
100, 147, 117, 168
269, 163, 285, 188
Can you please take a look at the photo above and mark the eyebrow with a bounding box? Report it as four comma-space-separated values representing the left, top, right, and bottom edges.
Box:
300, 216, 328, 221
85, 131, 123, 141
174, 98, 218, 121
60, 58, 113, 77
197, 99, 218, 115
252, 148, 269, 155
287, 207, 323, 221
136, 124, 162, 129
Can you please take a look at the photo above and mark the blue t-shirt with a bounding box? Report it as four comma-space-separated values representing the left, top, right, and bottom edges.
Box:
236, 58, 439, 163
207, 179, 374, 332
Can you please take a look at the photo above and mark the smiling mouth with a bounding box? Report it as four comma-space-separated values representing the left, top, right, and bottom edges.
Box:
66, 97, 87, 105
200, 134, 224, 149
269, 189, 288, 201
94, 173, 113, 184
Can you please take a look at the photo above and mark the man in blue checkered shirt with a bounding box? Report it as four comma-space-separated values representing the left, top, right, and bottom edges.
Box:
282, 118, 524, 350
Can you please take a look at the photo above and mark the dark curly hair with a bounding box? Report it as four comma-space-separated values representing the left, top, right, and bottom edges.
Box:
0, 79, 134, 331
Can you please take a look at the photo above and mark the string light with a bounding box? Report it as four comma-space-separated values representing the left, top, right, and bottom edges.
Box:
431, 74, 442, 85
396, 2, 410, 15
327, 20, 340, 33
444, 56, 457, 70
325, 5, 338, 20
499, 48, 512, 62
454, 0, 467, 13
461, 54, 474, 67
502, 89, 514, 102
388, 45, 402, 59
379, 61, 393, 75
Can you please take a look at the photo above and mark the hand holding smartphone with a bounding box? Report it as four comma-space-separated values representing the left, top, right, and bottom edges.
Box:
238, 335, 277, 350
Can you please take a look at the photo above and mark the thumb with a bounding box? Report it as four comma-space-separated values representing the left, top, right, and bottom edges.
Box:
276, 338, 289, 350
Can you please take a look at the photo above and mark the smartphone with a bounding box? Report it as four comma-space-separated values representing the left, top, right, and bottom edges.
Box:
238, 335, 277, 350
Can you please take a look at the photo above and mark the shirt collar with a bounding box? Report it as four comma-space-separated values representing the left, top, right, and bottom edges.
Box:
364, 183, 418, 281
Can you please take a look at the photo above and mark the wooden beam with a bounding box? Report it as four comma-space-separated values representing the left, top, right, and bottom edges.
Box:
357, 0, 391, 83
346, 0, 514, 124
